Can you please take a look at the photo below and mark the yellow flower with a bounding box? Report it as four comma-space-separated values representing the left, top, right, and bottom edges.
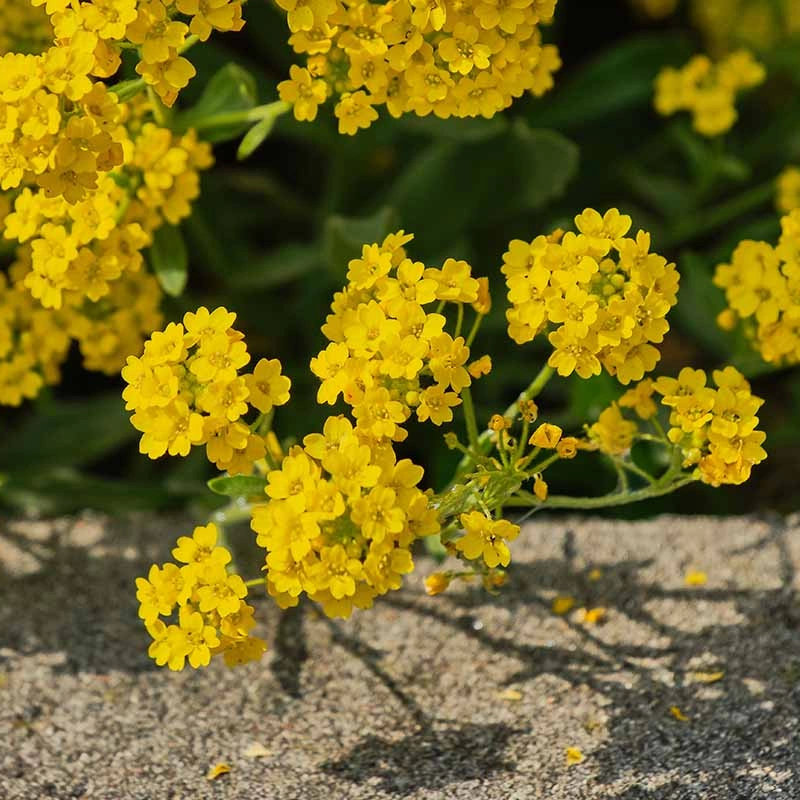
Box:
335, 91, 378, 135
278, 64, 329, 122
456, 511, 520, 569
529, 422, 562, 449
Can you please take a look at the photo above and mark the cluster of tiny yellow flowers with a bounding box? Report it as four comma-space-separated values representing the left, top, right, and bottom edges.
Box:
0, 270, 70, 405
502, 208, 679, 384
122, 306, 291, 472
26, 0, 244, 108
3, 101, 212, 309
276, 0, 561, 134
250, 414, 440, 619
776, 167, 800, 214
654, 50, 765, 136
691, 0, 800, 56
714, 209, 800, 366
312, 230, 492, 436
136, 523, 266, 670
0, 95, 213, 399
0, 0, 53, 55
654, 366, 766, 486
589, 368, 767, 486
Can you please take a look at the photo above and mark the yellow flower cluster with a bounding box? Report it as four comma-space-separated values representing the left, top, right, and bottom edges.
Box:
589, 367, 767, 486
122, 306, 291, 472
312, 230, 491, 436
0, 94, 213, 399
777, 167, 800, 214
0, 270, 70, 405
691, 0, 800, 56
28, 0, 244, 107
0, 0, 53, 55
654, 367, 766, 486
588, 403, 638, 456
250, 414, 440, 618
136, 523, 266, 670
654, 50, 765, 137
502, 208, 679, 384
276, 0, 561, 134
714, 209, 800, 366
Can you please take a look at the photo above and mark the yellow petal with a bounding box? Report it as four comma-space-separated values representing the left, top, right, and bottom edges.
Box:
669, 705, 689, 722
565, 747, 585, 766
692, 670, 724, 684
206, 763, 231, 780
576, 606, 606, 625
551, 595, 576, 615
684, 570, 707, 586
587, 568, 603, 582
497, 688, 523, 702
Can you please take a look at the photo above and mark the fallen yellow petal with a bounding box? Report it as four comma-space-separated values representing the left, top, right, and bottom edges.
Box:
565, 747, 585, 766
242, 742, 271, 759
552, 595, 576, 615
576, 607, 606, 625
669, 705, 689, 722
498, 688, 523, 702
692, 670, 725, 684
587, 568, 603, 582
206, 763, 231, 780
684, 570, 707, 586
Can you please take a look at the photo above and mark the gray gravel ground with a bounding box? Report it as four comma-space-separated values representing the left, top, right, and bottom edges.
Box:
1, 512, 799, 800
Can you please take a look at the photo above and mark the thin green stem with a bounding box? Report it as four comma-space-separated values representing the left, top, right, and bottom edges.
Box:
506, 475, 696, 510
465, 313, 483, 348
460, 386, 480, 453
452, 363, 555, 479
618, 458, 657, 485
244, 577, 266, 588
454, 302, 464, 339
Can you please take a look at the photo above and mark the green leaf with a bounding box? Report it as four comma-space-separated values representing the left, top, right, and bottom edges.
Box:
149, 224, 188, 296
504, 122, 580, 213
384, 123, 578, 254
208, 474, 268, 498
0, 394, 137, 476
323, 206, 399, 274
177, 63, 258, 143
227, 242, 321, 289
531, 33, 694, 130
237, 102, 290, 160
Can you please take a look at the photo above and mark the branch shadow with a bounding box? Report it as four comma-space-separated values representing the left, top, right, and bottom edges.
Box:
355, 514, 800, 796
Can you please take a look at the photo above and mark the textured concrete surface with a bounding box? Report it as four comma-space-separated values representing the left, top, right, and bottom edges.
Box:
1, 512, 799, 799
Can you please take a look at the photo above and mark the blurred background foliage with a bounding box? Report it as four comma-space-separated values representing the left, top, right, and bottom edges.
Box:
3, 0, 800, 518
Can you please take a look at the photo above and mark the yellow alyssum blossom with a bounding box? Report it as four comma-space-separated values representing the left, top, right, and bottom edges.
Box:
503, 209, 679, 385
652, 366, 767, 486
251, 415, 439, 619
529, 422, 562, 449
588, 403, 638, 455
312, 230, 484, 441
276, 0, 561, 132
122, 307, 290, 473
455, 511, 520, 569
137, 524, 266, 670
654, 50, 765, 137
715, 209, 800, 366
